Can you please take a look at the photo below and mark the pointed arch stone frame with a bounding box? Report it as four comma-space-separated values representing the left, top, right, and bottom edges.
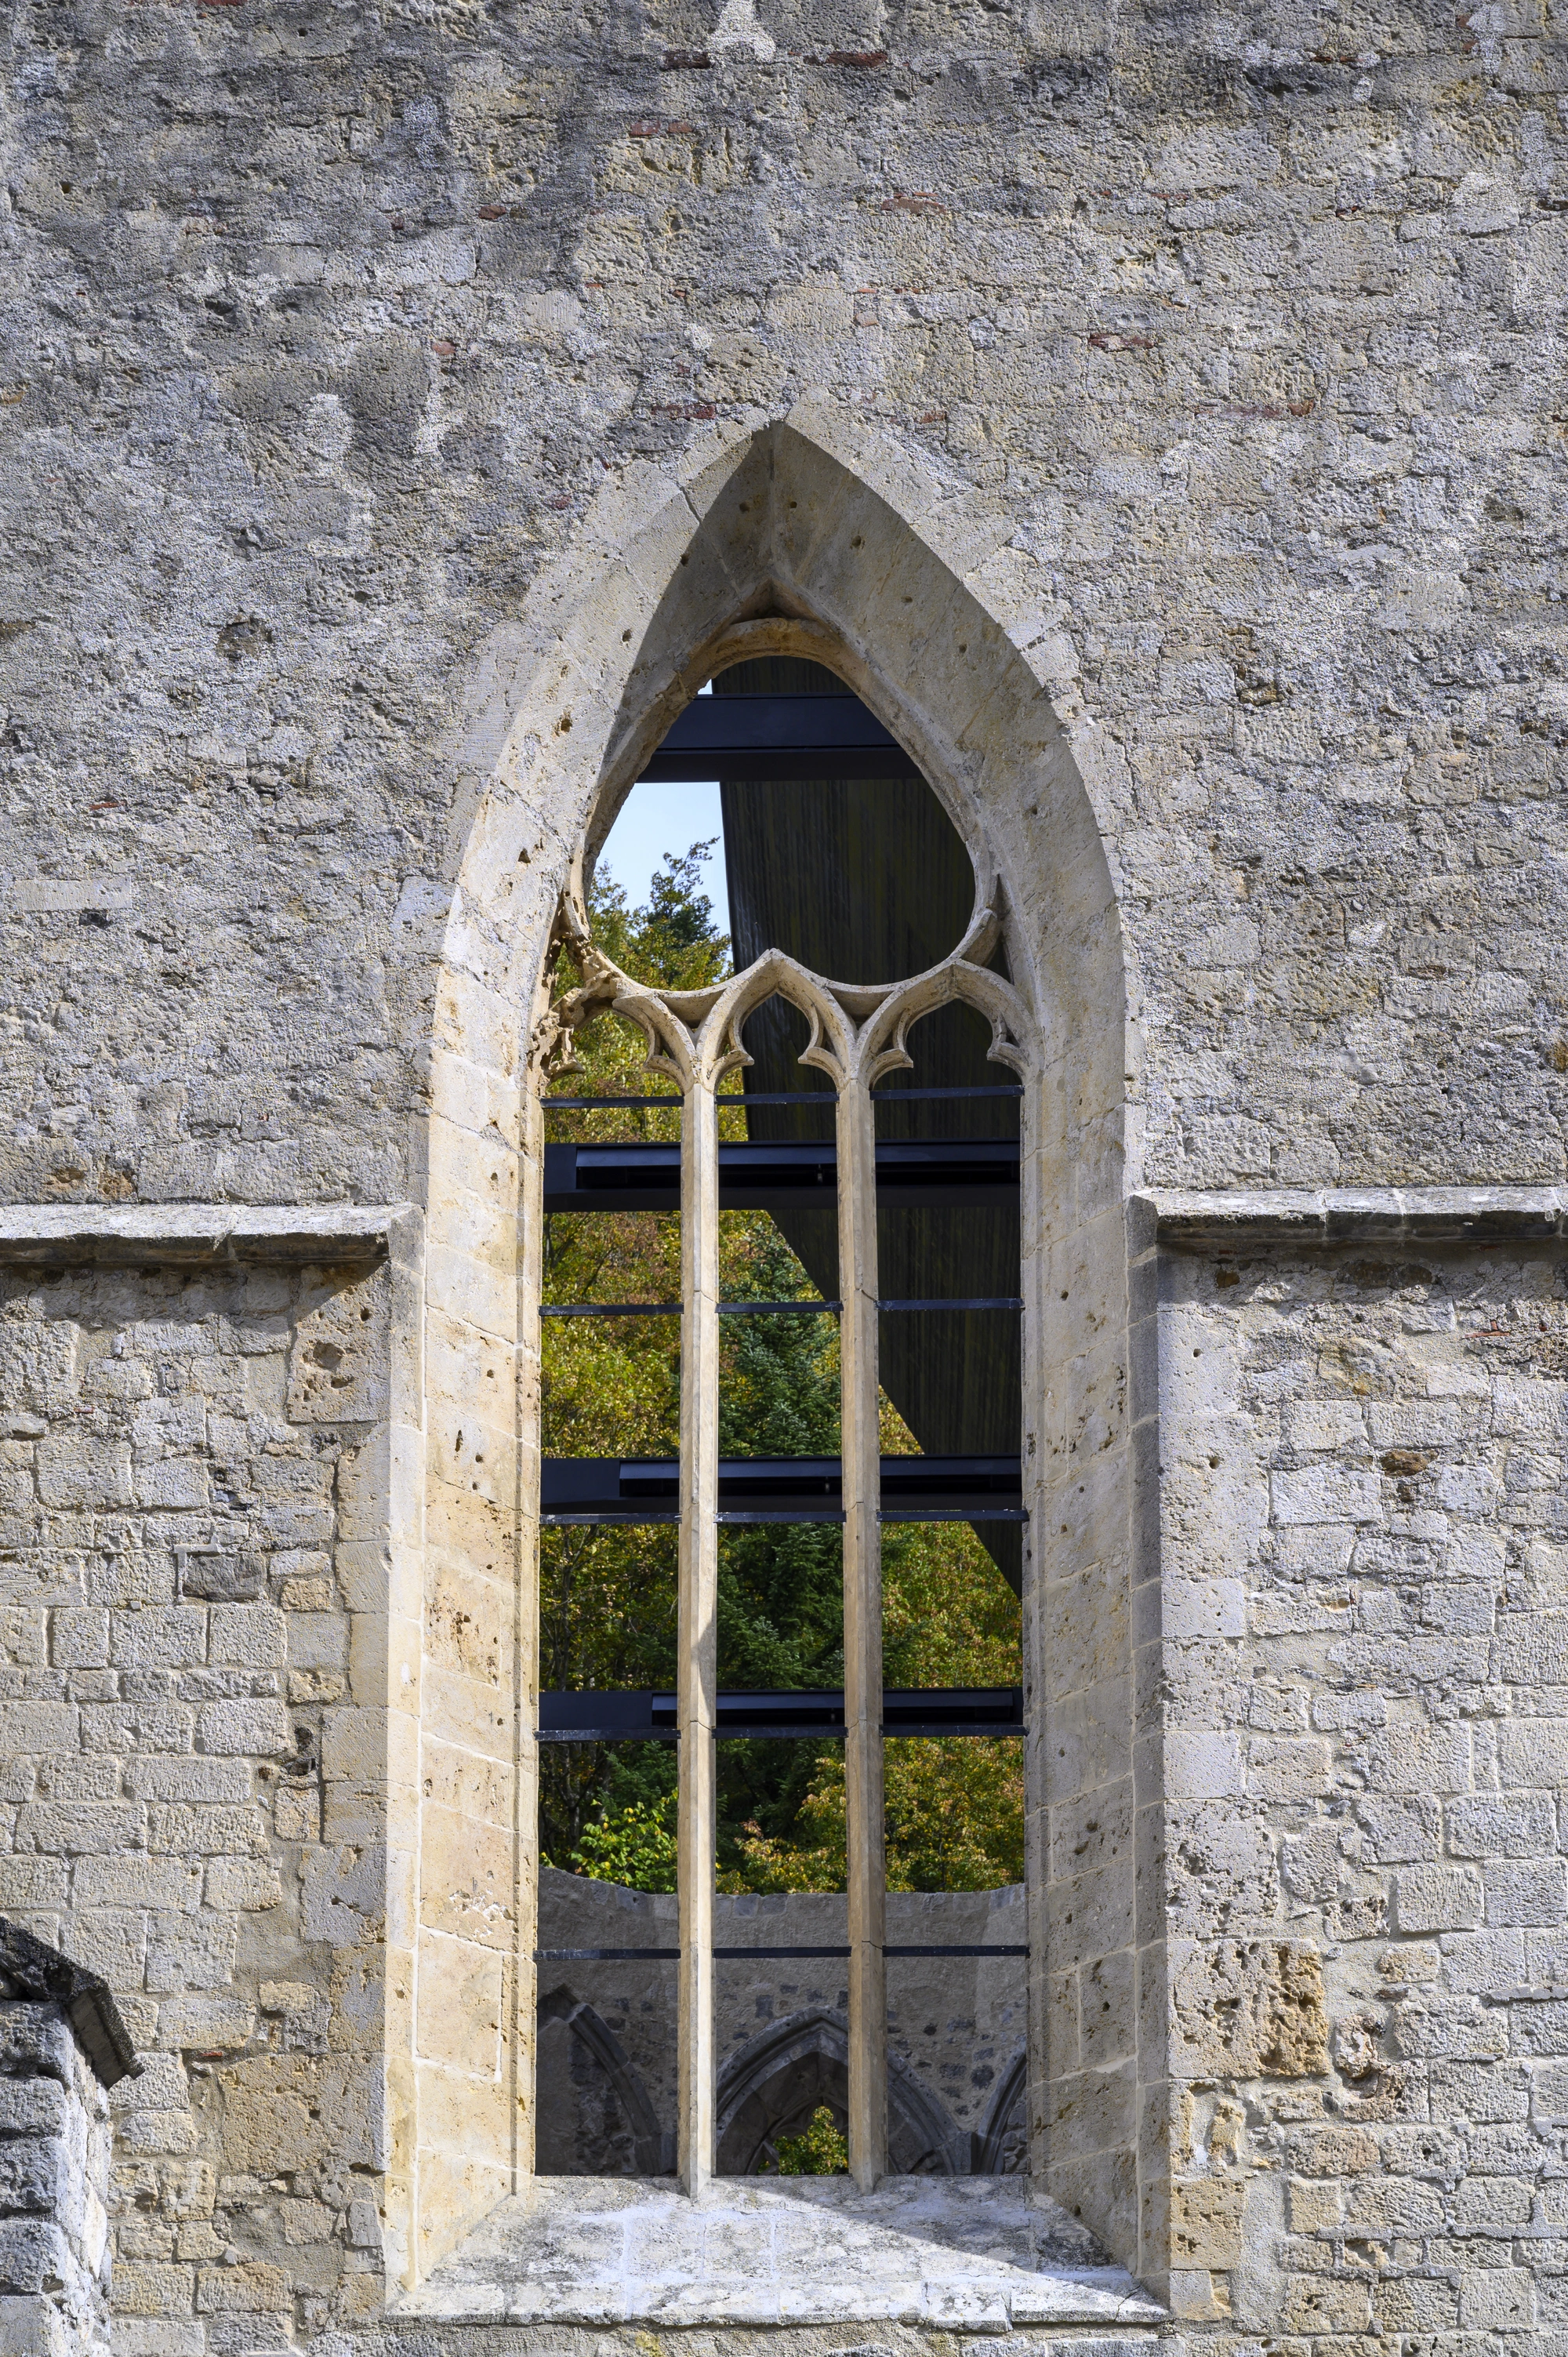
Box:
535, 1986, 673, 2176
394, 407, 1156, 2306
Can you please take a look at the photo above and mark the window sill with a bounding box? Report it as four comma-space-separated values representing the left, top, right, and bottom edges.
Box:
401, 2175, 1167, 2329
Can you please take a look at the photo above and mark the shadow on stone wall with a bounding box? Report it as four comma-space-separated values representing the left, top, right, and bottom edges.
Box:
535, 1988, 673, 2177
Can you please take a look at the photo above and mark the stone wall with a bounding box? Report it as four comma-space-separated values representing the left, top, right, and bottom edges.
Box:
0, 2003, 109, 2357
1155, 1218, 1568, 2344
536, 1866, 1029, 2178
0, 1916, 135, 2357
0, 0, 1563, 1215
0, 1252, 393, 2352
1, 0, 1567, 2334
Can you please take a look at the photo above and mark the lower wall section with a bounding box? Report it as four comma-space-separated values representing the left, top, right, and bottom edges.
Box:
1158, 1232, 1568, 2349
5, 1206, 1566, 2357
0, 1248, 397, 2351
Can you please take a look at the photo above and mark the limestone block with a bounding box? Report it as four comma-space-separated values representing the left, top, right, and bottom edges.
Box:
147, 1804, 268, 1858
1270, 1467, 1384, 1525
34, 1436, 130, 1511
155, 1998, 255, 2054
1460, 2268, 1537, 2328
49, 1611, 107, 1671
109, 1609, 206, 1670
414, 1931, 503, 2073
107, 2259, 194, 2315
1395, 1866, 1484, 1934
206, 1603, 287, 1669
1171, 2174, 1247, 2266
287, 1268, 391, 1424
192, 1698, 290, 1756
202, 1858, 283, 1912
1448, 1791, 1557, 1858
194, 2260, 290, 2312
0, 1705, 76, 1755
1171, 1941, 1330, 2079
1486, 1858, 1568, 1926
72, 1858, 199, 1913
1163, 1731, 1243, 1803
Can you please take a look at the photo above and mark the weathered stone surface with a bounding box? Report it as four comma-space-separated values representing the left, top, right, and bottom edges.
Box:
1158, 1241, 1568, 2340
0, 1261, 390, 2344
407, 2174, 1161, 2327
0, 1955, 122, 2356
0, 0, 1564, 2333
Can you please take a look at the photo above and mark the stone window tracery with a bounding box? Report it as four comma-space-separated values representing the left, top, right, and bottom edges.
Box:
528, 735, 1039, 2192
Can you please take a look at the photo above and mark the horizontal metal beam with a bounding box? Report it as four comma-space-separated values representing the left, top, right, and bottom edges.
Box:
545, 1138, 1019, 1214
535, 1945, 1029, 1961
541, 1455, 1024, 1525
542, 1087, 1022, 1109
539, 1298, 1022, 1317
537, 1685, 1025, 1741
637, 693, 920, 782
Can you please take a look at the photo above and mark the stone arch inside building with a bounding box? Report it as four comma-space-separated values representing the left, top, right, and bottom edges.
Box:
535, 1987, 673, 2177
716, 2009, 968, 2177
974, 2045, 1029, 2176
407, 407, 1142, 2288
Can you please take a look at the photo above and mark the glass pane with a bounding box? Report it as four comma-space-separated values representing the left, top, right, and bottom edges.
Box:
536, 1737, 679, 2177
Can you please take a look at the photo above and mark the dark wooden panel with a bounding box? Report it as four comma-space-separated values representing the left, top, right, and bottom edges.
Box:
711, 660, 1023, 1595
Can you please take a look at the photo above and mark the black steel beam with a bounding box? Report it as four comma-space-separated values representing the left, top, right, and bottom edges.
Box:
637, 693, 919, 782
535, 1946, 1029, 1960
538, 1298, 1021, 1317
541, 1454, 1024, 1525
544, 1138, 1019, 1214
537, 1685, 1025, 1741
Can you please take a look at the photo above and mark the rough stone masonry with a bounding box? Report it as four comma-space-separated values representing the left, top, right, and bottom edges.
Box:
0, 0, 1566, 2346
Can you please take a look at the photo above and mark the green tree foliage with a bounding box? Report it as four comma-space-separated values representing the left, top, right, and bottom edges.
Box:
541, 843, 1022, 1891
769, 2106, 849, 2175
568, 1796, 679, 1894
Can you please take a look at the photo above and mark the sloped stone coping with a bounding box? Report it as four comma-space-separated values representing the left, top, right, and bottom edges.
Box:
0, 1916, 140, 2089
1144, 1183, 1568, 1248
405, 2177, 1167, 2330
0, 1201, 412, 1267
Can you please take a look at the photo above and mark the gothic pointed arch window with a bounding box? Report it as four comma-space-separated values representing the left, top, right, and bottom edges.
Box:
529, 653, 1038, 2192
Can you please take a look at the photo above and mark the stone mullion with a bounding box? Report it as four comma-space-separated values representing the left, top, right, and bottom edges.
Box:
1017, 1059, 1050, 2193
517, 1078, 545, 2186
839, 1062, 887, 2190
677, 1069, 720, 2195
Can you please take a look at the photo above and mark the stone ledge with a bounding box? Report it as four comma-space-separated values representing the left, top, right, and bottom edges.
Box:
403, 2177, 1167, 2330
1142, 1185, 1568, 1249
0, 1917, 139, 2090
0, 1201, 417, 1268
